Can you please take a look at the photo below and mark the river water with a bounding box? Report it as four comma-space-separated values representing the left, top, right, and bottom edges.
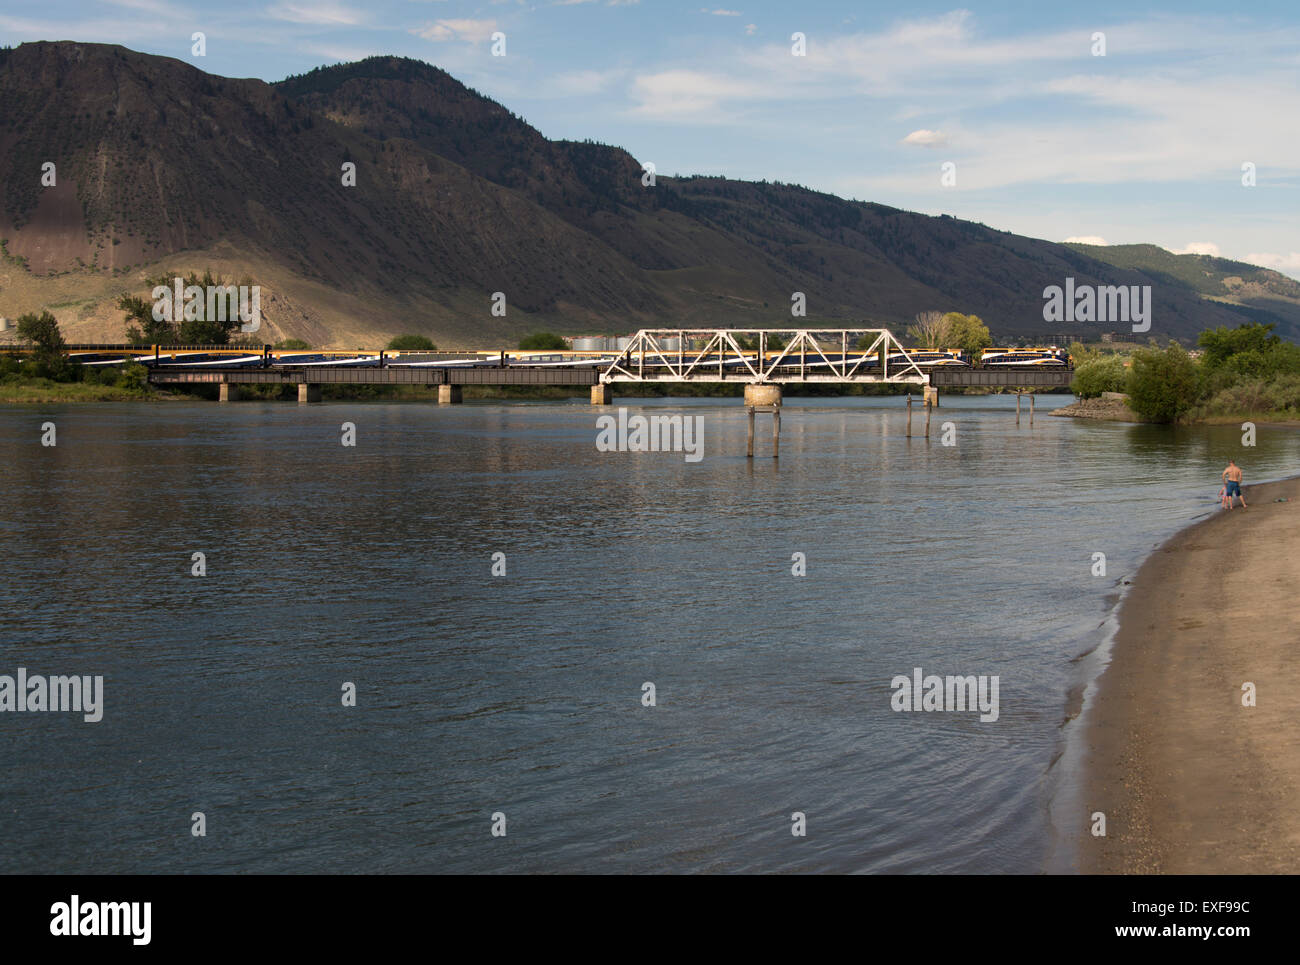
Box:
1, 395, 1296, 873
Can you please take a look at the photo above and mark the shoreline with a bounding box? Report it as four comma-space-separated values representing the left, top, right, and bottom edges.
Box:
1079, 474, 1300, 873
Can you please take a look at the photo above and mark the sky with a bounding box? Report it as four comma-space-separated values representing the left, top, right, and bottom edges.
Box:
3, 1, 1298, 278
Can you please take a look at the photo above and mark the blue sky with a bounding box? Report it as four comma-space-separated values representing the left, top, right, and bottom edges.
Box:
3, 1, 1298, 277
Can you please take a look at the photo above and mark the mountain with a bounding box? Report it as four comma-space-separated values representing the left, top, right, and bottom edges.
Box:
1063, 243, 1300, 340
0, 41, 1293, 347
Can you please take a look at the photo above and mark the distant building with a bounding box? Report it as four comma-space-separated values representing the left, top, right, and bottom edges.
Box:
567, 335, 634, 351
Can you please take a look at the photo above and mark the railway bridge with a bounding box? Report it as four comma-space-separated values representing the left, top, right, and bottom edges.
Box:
130, 328, 1073, 403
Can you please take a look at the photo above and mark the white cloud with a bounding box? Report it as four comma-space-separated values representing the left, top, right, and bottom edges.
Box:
702, 8, 741, 16
744, 23, 756, 36
615, 11, 1300, 190
267, 2, 364, 26
1243, 252, 1300, 277
411, 18, 499, 43
1064, 236, 1108, 246
901, 129, 946, 148
629, 70, 760, 118
1173, 242, 1222, 257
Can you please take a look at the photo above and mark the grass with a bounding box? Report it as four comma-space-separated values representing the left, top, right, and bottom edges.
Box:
0, 378, 156, 403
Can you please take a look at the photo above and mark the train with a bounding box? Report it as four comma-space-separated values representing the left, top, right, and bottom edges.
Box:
40, 343, 1072, 370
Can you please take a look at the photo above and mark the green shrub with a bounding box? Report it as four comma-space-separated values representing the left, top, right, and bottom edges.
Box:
386, 334, 437, 351
1266, 373, 1300, 411
1070, 356, 1127, 398
1201, 379, 1273, 416
118, 363, 148, 391
1126, 344, 1199, 423
518, 332, 567, 350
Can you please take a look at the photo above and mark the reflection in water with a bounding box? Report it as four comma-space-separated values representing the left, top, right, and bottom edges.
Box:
0, 396, 1295, 873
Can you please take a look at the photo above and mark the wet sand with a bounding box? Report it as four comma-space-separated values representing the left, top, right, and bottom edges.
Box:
1081, 476, 1300, 873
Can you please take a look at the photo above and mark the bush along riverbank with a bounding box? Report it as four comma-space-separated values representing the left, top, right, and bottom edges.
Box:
1066, 322, 1300, 424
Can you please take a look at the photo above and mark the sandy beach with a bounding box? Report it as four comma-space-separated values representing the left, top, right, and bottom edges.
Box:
1082, 475, 1300, 873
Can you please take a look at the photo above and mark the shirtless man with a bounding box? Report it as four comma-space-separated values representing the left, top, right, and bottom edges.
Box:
1221, 459, 1247, 510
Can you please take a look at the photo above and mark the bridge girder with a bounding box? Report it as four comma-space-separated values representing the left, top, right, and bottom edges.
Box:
600, 328, 932, 385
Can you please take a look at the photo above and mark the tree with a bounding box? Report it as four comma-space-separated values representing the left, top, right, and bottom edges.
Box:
16, 309, 74, 381
1126, 344, 1198, 423
120, 269, 247, 345
386, 334, 438, 351
907, 311, 950, 349
518, 332, 567, 350
735, 333, 787, 351
942, 312, 992, 358
1068, 341, 1101, 366
120, 294, 172, 345
17, 309, 65, 355
1197, 323, 1279, 369
1070, 356, 1127, 398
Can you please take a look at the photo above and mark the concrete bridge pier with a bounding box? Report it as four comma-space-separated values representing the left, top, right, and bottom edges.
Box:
744, 383, 782, 407
298, 383, 322, 404
744, 384, 782, 459
438, 385, 463, 404
591, 384, 614, 405
924, 384, 939, 407
218, 383, 239, 403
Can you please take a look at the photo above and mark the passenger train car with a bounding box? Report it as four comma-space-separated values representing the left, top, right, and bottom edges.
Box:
978, 347, 1070, 367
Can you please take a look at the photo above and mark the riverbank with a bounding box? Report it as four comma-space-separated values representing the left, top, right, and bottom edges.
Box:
1050, 395, 1142, 422
0, 378, 154, 403
1052, 393, 1300, 427
1081, 474, 1300, 873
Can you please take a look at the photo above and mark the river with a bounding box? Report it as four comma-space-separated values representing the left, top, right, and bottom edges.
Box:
1, 395, 1295, 872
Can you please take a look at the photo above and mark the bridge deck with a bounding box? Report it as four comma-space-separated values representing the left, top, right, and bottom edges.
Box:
147, 365, 601, 386
930, 368, 1073, 388
146, 364, 1071, 388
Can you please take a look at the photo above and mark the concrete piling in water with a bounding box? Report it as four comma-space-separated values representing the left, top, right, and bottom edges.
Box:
298, 383, 321, 404
1030, 393, 1035, 425
1016, 391, 1021, 426
906, 393, 913, 437
591, 384, 614, 405
438, 385, 462, 404
219, 383, 239, 403
744, 383, 781, 459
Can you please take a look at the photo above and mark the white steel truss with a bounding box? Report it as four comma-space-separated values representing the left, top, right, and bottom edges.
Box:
600, 329, 930, 384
